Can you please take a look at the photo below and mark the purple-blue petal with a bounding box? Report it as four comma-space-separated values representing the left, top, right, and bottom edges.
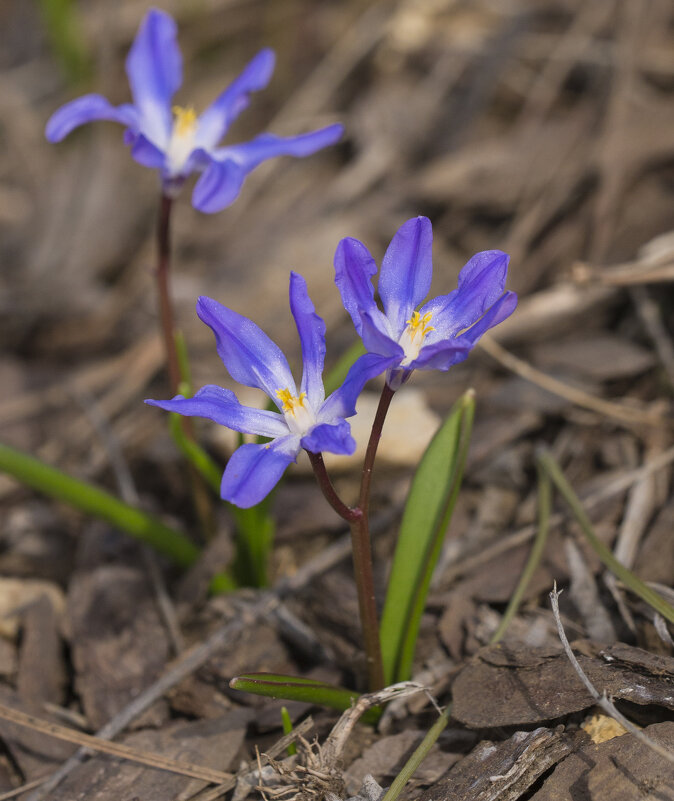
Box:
405, 341, 472, 372
129, 133, 166, 169
195, 49, 276, 150
321, 352, 400, 419
379, 217, 433, 337
334, 236, 382, 336
301, 419, 355, 456
45, 95, 139, 142
455, 290, 518, 346
409, 290, 517, 371
196, 296, 296, 406
215, 124, 343, 172
125, 8, 181, 148
289, 272, 326, 407
359, 311, 403, 358
220, 436, 299, 508
191, 158, 246, 213
421, 251, 510, 339
145, 385, 288, 438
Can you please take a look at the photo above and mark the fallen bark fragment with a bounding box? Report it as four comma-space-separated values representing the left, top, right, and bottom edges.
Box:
416, 726, 580, 801
452, 641, 674, 728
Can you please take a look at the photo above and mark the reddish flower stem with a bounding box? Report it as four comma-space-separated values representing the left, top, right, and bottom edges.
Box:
307, 451, 361, 523
156, 194, 181, 394
308, 383, 395, 691
155, 193, 214, 539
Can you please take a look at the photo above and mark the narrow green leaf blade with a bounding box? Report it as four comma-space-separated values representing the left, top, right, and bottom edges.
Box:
230, 673, 380, 723
538, 450, 674, 624
280, 706, 297, 756
0, 442, 198, 567
380, 391, 475, 684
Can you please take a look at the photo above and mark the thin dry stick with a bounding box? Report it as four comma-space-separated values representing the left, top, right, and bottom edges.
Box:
0, 702, 233, 784
23, 535, 353, 801
479, 334, 669, 428
0, 778, 47, 801
549, 586, 674, 766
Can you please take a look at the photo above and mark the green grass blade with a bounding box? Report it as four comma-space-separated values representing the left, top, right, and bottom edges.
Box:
537, 449, 674, 624
280, 706, 297, 756
490, 463, 551, 644
380, 390, 475, 684
229, 673, 380, 724
0, 441, 198, 567
382, 704, 452, 801
169, 413, 223, 494
230, 499, 275, 588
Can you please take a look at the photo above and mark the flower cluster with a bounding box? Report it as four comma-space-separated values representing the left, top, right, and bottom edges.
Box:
147, 217, 516, 506
46, 9, 343, 212
46, 9, 517, 507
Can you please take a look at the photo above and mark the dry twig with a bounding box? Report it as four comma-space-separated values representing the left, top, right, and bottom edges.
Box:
549, 585, 674, 766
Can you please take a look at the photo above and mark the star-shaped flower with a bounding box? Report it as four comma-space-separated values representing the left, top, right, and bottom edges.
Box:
146, 273, 392, 507
334, 216, 517, 389
46, 8, 343, 212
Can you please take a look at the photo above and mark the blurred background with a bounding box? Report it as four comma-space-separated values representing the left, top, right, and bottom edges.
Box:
1, 0, 674, 574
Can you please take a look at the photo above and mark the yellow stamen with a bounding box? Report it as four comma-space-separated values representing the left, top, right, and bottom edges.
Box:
406, 311, 435, 339
276, 388, 307, 415
172, 105, 197, 137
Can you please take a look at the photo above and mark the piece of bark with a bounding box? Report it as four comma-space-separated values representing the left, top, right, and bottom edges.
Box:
17, 594, 66, 706
48, 714, 247, 801
345, 730, 425, 795
452, 642, 674, 728
67, 564, 170, 730
0, 577, 65, 639
417, 726, 580, 801
530, 721, 674, 800
170, 619, 294, 718
437, 592, 477, 661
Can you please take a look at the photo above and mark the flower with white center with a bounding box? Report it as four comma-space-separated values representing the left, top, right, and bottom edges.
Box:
334, 216, 518, 390
146, 273, 394, 507
46, 9, 343, 212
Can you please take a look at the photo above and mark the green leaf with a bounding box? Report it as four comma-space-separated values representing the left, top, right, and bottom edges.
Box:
230, 498, 275, 588
229, 673, 380, 724
0, 442, 198, 567
382, 704, 452, 801
380, 390, 475, 684
537, 450, 674, 624
169, 413, 223, 495
280, 706, 297, 756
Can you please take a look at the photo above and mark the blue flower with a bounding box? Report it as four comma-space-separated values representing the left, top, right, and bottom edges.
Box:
146, 273, 393, 507
45, 8, 343, 213
335, 216, 517, 390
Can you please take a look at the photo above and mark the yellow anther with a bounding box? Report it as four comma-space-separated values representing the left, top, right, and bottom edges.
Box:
276, 388, 307, 415
405, 311, 435, 339
172, 105, 197, 136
